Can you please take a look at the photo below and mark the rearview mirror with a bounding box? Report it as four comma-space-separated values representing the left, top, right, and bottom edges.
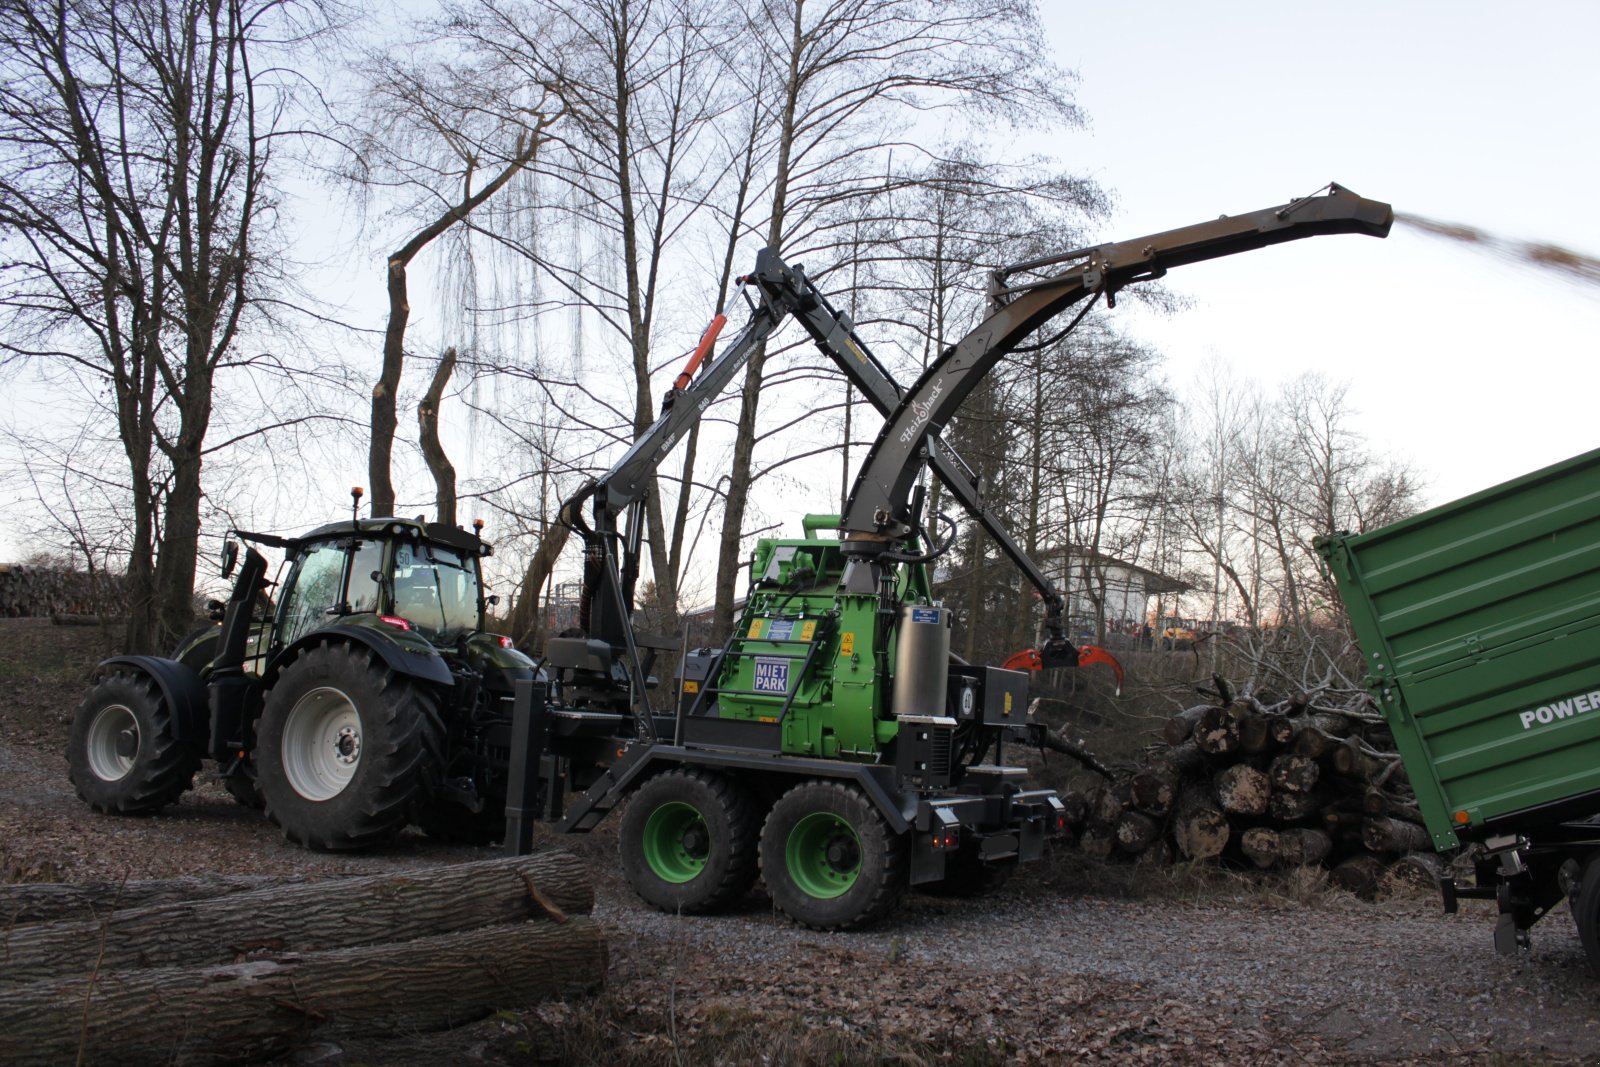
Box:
220, 540, 239, 579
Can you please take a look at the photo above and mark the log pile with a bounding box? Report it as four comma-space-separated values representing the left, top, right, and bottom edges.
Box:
1052, 684, 1447, 896
0, 563, 127, 618
0, 851, 606, 1067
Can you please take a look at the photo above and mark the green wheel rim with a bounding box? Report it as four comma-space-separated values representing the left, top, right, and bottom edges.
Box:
786, 811, 861, 899
642, 800, 710, 883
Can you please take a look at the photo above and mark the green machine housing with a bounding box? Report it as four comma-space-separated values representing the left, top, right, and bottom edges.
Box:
1318, 447, 1600, 965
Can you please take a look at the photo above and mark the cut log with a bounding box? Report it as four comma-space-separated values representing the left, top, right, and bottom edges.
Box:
1193, 705, 1241, 755
1115, 810, 1162, 854
1268, 788, 1322, 823
1290, 726, 1336, 760
0, 852, 592, 983
1213, 764, 1271, 817
1269, 754, 1320, 795
1130, 769, 1178, 817
1331, 852, 1387, 900
1276, 827, 1332, 867
1078, 822, 1117, 859
1058, 789, 1089, 826
1380, 852, 1447, 898
1362, 787, 1424, 824
1240, 828, 1282, 870
1172, 783, 1230, 861
1330, 737, 1392, 779
1163, 705, 1208, 746
0, 917, 607, 1067
1261, 714, 1295, 748
1363, 816, 1433, 855
0, 873, 298, 927
1150, 741, 1207, 777
1134, 839, 1174, 867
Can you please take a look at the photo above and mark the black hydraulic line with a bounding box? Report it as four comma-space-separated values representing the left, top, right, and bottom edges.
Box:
841, 183, 1394, 541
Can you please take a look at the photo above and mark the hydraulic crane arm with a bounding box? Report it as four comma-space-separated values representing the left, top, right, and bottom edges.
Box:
573, 247, 1075, 649
840, 184, 1394, 544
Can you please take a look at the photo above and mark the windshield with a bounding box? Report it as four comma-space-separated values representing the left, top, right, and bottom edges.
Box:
391, 541, 480, 643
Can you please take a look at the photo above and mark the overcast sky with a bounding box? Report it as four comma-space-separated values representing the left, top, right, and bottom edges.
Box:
1038, 1, 1600, 506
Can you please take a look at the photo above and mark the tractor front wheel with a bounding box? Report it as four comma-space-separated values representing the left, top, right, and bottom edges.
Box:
619, 769, 759, 914
67, 670, 200, 814
760, 780, 906, 930
257, 642, 439, 851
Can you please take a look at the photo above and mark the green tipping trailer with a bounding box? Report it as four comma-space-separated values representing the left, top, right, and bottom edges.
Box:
1316, 447, 1600, 970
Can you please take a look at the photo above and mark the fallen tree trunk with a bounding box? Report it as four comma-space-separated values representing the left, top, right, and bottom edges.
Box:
1, 852, 592, 983
0, 873, 298, 926
0, 917, 607, 1067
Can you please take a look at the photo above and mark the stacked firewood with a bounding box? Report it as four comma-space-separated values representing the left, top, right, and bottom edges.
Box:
1047, 679, 1447, 897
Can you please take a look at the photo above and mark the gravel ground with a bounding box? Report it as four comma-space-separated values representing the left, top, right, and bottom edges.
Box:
3, 619, 1597, 1065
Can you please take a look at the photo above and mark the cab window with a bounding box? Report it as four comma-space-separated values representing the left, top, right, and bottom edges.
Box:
277, 542, 345, 647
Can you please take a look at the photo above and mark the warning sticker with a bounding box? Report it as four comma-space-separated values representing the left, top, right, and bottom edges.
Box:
747, 619, 764, 639
840, 632, 855, 656
800, 620, 817, 641
911, 607, 940, 624
753, 657, 790, 694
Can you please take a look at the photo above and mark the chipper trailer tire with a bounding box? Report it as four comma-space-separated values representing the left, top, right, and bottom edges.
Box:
617, 768, 760, 914
759, 780, 910, 931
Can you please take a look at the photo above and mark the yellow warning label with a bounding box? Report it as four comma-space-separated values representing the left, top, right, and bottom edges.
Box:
1003, 692, 1013, 717
682, 680, 700, 694
801, 620, 817, 641
747, 619, 763, 639
840, 632, 855, 656
758, 716, 778, 724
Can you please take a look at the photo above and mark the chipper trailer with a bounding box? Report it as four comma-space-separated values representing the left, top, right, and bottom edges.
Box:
68, 184, 1393, 930
1318, 447, 1600, 974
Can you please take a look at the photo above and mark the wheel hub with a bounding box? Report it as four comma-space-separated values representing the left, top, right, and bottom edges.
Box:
825, 835, 859, 871
279, 686, 363, 801
84, 703, 139, 782
115, 727, 139, 760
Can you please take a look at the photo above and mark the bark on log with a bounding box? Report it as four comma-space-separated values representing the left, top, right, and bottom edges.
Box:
1163, 705, 1208, 746
1237, 713, 1272, 753
1213, 764, 1271, 817
1331, 852, 1387, 900
1363, 816, 1433, 855
1330, 737, 1391, 779
0, 873, 299, 927
1362, 787, 1424, 824
1130, 769, 1178, 817
1277, 827, 1332, 867
1380, 852, 1447, 898
1150, 741, 1207, 777
1078, 822, 1117, 859
1115, 810, 1162, 854
0, 852, 592, 983
1134, 839, 1174, 867
1290, 726, 1336, 760
0, 917, 607, 1067
1268, 788, 1322, 823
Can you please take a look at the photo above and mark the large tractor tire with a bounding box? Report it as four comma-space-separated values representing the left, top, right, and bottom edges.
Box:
759, 780, 907, 931
619, 769, 759, 914
1575, 853, 1600, 977
256, 641, 439, 851
67, 669, 201, 814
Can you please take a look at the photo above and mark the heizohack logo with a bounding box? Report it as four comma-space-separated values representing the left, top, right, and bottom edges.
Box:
1517, 687, 1600, 730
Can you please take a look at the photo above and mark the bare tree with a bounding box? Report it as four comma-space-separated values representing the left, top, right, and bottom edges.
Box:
349, 46, 558, 519
707, 0, 1089, 637
0, 0, 325, 651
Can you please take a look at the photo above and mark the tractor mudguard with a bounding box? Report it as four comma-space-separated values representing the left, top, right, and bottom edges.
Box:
558, 743, 913, 835
94, 655, 210, 744
266, 623, 455, 691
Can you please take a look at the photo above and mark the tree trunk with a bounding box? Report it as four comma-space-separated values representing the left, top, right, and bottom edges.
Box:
1363, 816, 1432, 855
417, 347, 459, 527
0, 852, 592, 983
0, 873, 303, 927
0, 918, 606, 1067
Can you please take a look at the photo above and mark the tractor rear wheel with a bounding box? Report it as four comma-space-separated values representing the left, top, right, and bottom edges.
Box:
619, 769, 759, 914
67, 670, 200, 814
257, 642, 439, 851
1575, 853, 1600, 977
760, 780, 906, 930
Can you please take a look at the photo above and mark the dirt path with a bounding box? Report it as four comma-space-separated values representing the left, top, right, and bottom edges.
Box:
4, 733, 1596, 1065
